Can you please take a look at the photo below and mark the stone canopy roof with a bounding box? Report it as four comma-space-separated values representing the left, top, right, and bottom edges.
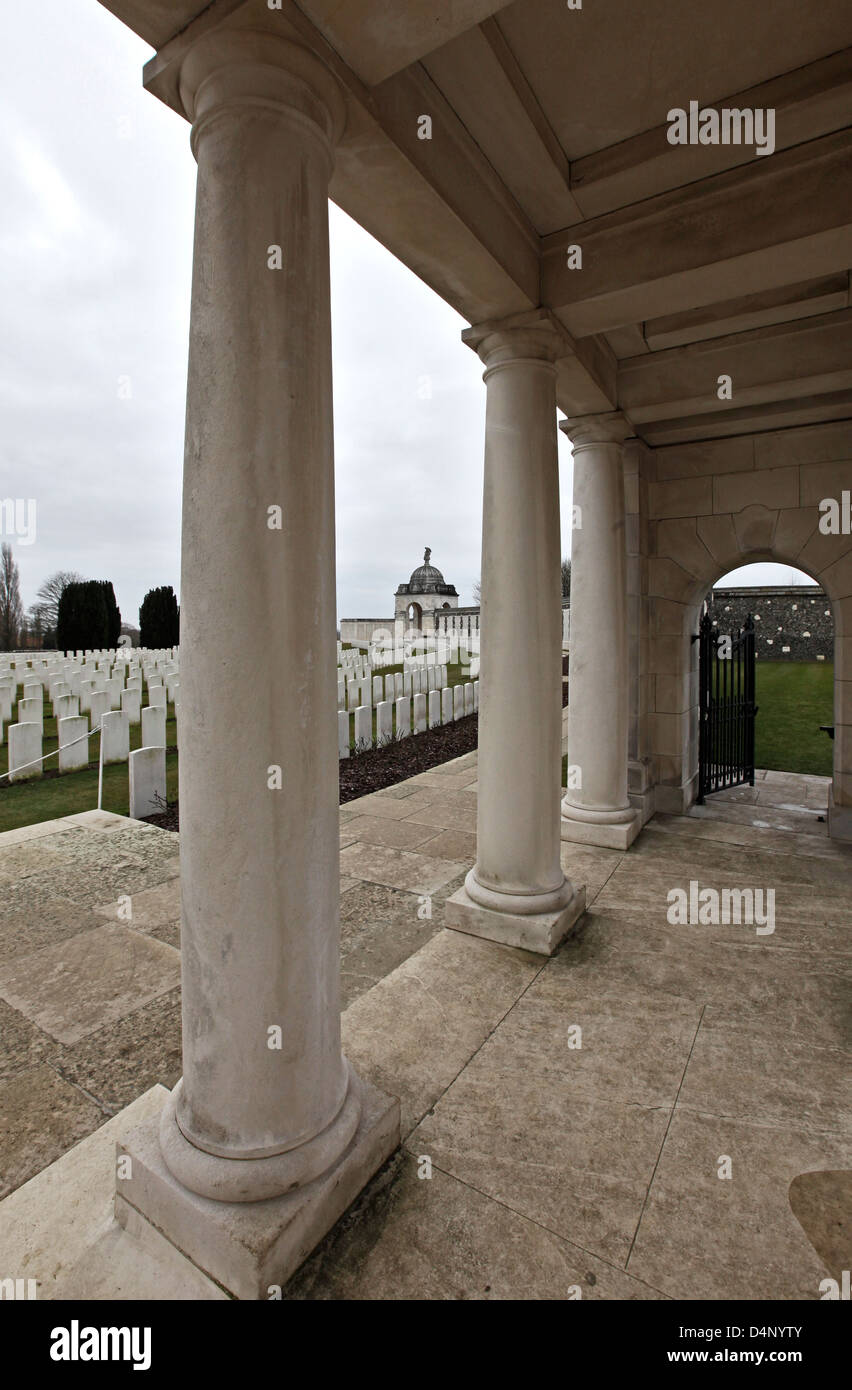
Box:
395, 548, 458, 597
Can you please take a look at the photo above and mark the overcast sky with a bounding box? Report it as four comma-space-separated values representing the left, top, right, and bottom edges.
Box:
1, 2, 813, 630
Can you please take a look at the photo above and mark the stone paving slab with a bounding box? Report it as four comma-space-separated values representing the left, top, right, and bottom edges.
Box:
626, 1110, 852, 1300
286, 1150, 666, 1301
338, 841, 467, 896
342, 928, 543, 1136
0, 1084, 224, 1299
0, 763, 849, 1299
0, 922, 181, 1046
0, 1063, 104, 1200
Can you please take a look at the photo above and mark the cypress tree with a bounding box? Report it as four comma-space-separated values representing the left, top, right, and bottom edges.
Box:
139, 586, 180, 648
57, 580, 114, 652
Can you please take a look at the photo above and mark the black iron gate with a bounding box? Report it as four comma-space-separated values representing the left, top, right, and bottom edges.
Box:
697, 610, 757, 802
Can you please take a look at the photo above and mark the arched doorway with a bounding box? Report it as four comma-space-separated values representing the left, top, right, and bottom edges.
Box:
645, 509, 849, 837
691, 564, 835, 822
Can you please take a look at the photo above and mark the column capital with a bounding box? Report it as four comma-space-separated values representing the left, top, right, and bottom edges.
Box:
462, 308, 571, 375
559, 411, 632, 449
179, 31, 347, 160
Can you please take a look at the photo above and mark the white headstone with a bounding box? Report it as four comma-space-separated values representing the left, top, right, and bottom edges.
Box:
354, 705, 371, 751
473, 679, 479, 711
413, 692, 427, 734
454, 685, 465, 721
8, 722, 42, 781
429, 690, 442, 729
89, 690, 110, 731
338, 709, 350, 760
58, 715, 90, 772
54, 695, 79, 723
18, 697, 43, 732
129, 746, 167, 819
372, 675, 383, 705
121, 688, 142, 724
102, 709, 130, 764
442, 687, 454, 724
395, 696, 410, 738
464, 681, 474, 716
148, 685, 167, 709
141, 704, 167, 748
376, 700, 392, 743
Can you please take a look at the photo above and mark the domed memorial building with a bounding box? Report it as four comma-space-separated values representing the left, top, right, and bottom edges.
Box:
339, 547, 460, 646
394, 548, 458, 632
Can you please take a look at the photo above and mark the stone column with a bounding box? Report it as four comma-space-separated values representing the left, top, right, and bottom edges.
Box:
445, 310, 585, 955
560, 413, 640, 849
116, 32, 398, 1300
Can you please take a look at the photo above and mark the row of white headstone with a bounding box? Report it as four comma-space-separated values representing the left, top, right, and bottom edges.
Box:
0, 649, 180, 794
336, 640, 480, 679
337, 664, 451, 713
339, 680, 479, 758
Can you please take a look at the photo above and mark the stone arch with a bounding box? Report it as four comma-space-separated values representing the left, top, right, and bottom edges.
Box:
647, 497, 851, 834
407, 601, 422, 628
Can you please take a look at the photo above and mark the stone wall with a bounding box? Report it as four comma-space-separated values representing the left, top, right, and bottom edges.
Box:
635, 416, 852, 832
707, 587, 833, 661
339, 618, 394, 646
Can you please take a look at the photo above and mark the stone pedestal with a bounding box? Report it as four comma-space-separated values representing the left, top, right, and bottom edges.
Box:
445, 311, 585, 957
559, 414, 641, 851
116, 32, 398, 1299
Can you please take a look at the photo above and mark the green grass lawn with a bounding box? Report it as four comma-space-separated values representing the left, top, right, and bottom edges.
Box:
340, 661, 474, 750
754, 660, 834, 775
0, 663, 475, 832
0, 698, 178, 834
560, 660, 834, 786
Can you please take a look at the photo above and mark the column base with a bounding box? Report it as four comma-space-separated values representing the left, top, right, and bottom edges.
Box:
444, 880, 586, 956
560, 806, 641, 851
828, 785, 852, 843
115, 1075, 399, 1300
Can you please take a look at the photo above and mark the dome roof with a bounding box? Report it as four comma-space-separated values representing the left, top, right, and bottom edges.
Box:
395, 548, 458, 597
409, 561, 446, 586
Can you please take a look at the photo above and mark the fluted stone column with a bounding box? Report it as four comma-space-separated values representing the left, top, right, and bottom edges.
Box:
115, 32, 398, 1300
445, 311, 585, 955
560, 413, 640, 850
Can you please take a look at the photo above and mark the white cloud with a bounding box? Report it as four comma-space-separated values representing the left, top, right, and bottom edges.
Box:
1, 1, 578, 630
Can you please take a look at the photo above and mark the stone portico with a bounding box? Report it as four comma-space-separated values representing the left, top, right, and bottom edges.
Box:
0, 765, 849, 1300
15, 0, 852, 1294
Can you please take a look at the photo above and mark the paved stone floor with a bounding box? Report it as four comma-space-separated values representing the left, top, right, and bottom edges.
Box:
0, 760, 849, 1299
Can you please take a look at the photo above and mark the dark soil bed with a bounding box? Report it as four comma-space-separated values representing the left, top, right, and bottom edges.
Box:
143, 715, 479, 833
143, 666, 569, 834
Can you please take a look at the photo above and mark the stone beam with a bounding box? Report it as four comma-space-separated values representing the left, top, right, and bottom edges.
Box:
98, 0, 516, 78
618, 309, 852, 423
636, 389, 852, 447
569, 46, 852, 219
142, 3, 540, 324
643, 275, 850, 351
542, 131, 852, 336
97, 0, 222, 49
296, 0, 518, 87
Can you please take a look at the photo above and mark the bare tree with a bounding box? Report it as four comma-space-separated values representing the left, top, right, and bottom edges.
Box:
0, 543, 24, 651
561, 556, 571, 600
473, 561, 569, 605
35, 570, 85, 626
